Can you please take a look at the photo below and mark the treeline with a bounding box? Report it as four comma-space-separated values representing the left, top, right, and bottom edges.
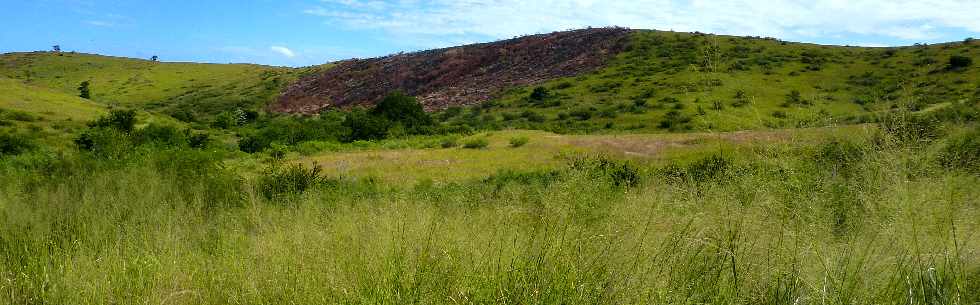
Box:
235, 92, 466, 153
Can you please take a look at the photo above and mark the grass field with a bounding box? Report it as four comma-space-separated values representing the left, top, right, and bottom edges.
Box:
1, 119, 978, 304
1, 30, 979, 304
0, 52, 300, 123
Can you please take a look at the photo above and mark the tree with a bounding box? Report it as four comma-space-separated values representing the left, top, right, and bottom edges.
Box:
52, 45, 61, 52
948, 55, 973, 70
529, 86, 550, 102
343, 109, 389, 142
150, 55, 159, 62
370, 92, 433, 134
78, 81, 91, 99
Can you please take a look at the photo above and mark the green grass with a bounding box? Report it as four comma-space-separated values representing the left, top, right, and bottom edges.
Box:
1, 121, 978, 304
446, 31, 980, 133
0, 52, 302, 122
0, 76, 106, 122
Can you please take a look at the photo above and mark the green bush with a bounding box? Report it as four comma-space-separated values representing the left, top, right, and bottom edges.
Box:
463, 138, 489, 149
440, 137, 459, 148
133, 124, 188, 147
344, 109, 390, 142
0, 132, 36, 157
509, 136, 530, 148
879, 113, 943, 144
569, 156, 642, 187
257, 163, 328, 200
370, 92, 434, 134
74, 127, 133, 159
941, 127, 980, 173
90, 109, 137, 133
948, 55, 973, 70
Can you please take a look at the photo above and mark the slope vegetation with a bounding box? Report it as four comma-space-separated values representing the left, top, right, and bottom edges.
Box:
274, 28, 632, 113
0, 52, 297, 122
445, 31, 980, 132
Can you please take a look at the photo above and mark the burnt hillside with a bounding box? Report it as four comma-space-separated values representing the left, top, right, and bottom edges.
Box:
273, 27, 633, 114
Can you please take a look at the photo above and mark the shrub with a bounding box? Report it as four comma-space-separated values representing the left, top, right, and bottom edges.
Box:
370, 92, 433, 133
440, 137, 459, 148
814, 139, 865, 175
509, 136, 529, 148
463, 138, 489, 149
78, 81, 91, 99
569, 156, 642, 187
0, 132, 35, 157
90, 109, 137, 133
879, 113, 943, 144
133, 124, 187, 147
257, 163, 328, 199
188, 133, 210, 149
570, 108, 594, 121
520, 110, 547, 123
529, 86, 550, 102
74, 128, 132, 159
0, 109, 39, 122
684, 155, 731, 183
948, 55, 973, 70
940, 127, 980, 173
343, 109, 390, 142
658, 110, 692, 130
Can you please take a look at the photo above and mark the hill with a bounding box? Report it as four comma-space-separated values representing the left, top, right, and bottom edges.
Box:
0, 52, 298, 123
278, 28, 980, 133
274, 28, 632, 113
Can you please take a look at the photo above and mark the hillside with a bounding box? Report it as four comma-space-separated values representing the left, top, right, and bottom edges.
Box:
274, 28, 632, 113
0, 52, 298, 123
466, 31, 980, 132
2, 28, 978, 135
279, 28, 980, 133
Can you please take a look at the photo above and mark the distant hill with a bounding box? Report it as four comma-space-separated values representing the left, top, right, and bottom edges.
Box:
274, 28, 632, 113
0, 52, 297, 123
273, 28, 979, 132
2, 28, 978, 134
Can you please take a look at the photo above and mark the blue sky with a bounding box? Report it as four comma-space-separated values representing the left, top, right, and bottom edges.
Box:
2, 0, 979, 67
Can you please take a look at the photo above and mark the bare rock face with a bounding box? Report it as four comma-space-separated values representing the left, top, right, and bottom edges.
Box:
272, 27, 633, 114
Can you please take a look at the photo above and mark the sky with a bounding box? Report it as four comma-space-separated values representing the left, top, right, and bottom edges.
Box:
2, 0, 979, 67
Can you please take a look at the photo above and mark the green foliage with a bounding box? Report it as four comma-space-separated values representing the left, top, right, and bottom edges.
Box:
509, 136, 530, 148
940, 127, 980, 173
257, 163, 328, 199
569, 155, 642, 187
660, 154, 733, 183
370, 92, 434, 134
0, 132, 35, 157
89, 109, 136, 133
463, 137, 489, 149
948, 55, 973, 70
77, 80, 90, 99
528, 86, 551, 105
343, 108, 390, 142
440, 136, 459, 148
879, 113, 943, 144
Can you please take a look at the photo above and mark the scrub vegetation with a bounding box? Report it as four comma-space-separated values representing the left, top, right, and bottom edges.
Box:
1, 29, 979, 304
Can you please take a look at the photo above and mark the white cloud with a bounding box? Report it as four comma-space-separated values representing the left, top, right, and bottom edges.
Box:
85, 20, 115, 27
303, 0, 980, 47
270, 46, 297, 58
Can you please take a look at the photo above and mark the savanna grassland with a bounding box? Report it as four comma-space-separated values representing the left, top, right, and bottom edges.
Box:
1, 29, 980, 304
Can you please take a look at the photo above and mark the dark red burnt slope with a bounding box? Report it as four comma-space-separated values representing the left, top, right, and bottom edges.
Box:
273, 27, 633, 113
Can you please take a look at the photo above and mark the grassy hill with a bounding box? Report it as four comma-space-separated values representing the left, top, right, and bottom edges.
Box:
441, 31, 980, 133
0, 52, 299, 124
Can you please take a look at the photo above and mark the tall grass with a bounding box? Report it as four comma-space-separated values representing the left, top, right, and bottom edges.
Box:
0, 126, 978, 304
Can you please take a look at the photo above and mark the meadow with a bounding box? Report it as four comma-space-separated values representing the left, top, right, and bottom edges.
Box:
1, 30, 979, 304
1, 110, 978, 304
